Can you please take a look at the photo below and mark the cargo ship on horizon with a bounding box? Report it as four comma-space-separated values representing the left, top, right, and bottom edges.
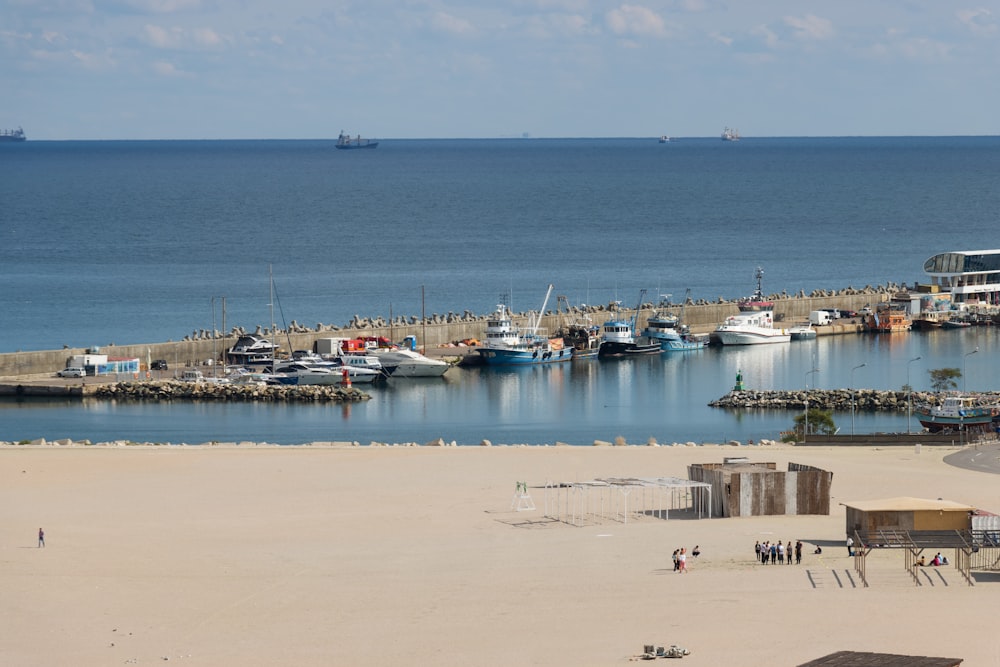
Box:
0, 127, 26, 142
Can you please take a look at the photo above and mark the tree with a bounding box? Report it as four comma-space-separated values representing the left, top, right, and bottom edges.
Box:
791, 409, 837, 438
928, 368, 961, 393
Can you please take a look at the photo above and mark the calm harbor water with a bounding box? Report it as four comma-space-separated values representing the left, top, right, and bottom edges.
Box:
2, 327, 995, 445
3, 137, 999, 444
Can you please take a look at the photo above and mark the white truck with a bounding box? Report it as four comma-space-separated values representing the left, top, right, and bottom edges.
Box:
808, 310, 832, 326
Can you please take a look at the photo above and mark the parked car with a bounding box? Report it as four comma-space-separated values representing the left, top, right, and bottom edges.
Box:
820, 308, 841, 319
838, 309, 858, 318
57, 367, 86, 378
151, 359, 169, 370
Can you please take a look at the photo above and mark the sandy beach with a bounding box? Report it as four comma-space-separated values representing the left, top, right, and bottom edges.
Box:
2, 442, 999, 666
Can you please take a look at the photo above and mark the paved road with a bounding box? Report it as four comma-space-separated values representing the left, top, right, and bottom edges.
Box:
944, 442, 1000, 475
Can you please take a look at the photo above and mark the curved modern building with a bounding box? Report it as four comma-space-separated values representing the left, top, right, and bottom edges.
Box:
923, 249, 1000, 306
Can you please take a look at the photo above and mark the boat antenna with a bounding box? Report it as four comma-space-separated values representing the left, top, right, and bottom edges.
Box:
270, 270, 294, 356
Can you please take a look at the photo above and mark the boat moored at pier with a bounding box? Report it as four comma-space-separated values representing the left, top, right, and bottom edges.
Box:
598, 290, 661, 357
476, 285, 573, 365
714, 268, 790, 345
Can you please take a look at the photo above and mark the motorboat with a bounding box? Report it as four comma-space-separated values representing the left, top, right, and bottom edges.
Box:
641, 290, 707, 351
788, 323, 817, 340
227, 334, 279, 366
272, 361, 380, 385
476, 285, 573, 365
375, 348, 450, 377
715, 268, 790, 345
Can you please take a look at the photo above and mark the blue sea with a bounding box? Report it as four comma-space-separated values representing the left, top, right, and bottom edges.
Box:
2, 136, 999, 445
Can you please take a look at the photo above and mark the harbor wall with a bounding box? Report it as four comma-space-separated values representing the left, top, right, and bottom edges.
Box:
0, 293, 886, 378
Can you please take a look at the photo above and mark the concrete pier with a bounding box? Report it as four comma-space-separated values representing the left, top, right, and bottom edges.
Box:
0, 291, 887, 378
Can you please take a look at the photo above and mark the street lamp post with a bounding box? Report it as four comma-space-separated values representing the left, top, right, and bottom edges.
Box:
907, 356, 921, 435
963, 347, 979, 393
804, 368, 819, 442
851, 363, 866, 439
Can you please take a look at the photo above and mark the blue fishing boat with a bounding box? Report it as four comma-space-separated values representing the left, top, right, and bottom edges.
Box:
476, 285, 573, 365
640, 291, 708, 352
335, 131, 378, 149
598, 290, 661, 357
915, 395, 1000, 433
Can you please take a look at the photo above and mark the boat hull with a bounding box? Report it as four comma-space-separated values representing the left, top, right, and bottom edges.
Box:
716, 330, 790, 345
917, 413, 995, 432
598, 340, 661, 357
477, 346, 573, 365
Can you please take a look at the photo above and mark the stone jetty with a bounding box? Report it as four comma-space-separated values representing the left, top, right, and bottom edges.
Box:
710, 389, 1000, 412
91, 380, 370, 403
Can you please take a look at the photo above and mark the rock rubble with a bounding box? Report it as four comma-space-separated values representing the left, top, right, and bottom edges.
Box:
90, 381, 371, 403
710, 389, 1000, 412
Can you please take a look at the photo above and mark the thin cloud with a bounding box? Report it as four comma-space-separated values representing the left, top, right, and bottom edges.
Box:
956, 8, 996, 34
606, 4, 667, 38
783, 14, 834, 41
431, 12, 475, 36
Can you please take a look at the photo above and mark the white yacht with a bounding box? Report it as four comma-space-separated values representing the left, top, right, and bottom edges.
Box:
375, 348, 450, 377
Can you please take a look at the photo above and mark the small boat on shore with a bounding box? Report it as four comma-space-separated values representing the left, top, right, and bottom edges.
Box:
914, 395, 1000, 432
335, 131, 378, 149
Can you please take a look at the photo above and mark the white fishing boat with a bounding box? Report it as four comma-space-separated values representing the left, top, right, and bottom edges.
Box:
715, 267, 790, 345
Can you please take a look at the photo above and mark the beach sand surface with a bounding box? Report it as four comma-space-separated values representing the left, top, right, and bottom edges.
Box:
2, 443, 999, 666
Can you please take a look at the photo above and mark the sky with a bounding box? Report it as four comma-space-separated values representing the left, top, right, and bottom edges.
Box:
2, 1, 998, 139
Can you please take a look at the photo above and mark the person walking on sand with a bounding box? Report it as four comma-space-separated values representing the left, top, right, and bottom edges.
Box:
755, 540, 761, 562
795, 540, 803, 564
672, 549, 680, 571
787, 539, 793, 565
38, 527, 44, 548
677, 548, 688, 573
770, 542, 777, 564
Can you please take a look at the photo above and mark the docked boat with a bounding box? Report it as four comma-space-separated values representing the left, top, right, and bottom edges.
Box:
227, 334, 280, 366
335, 131, 378, 149
940, 318, 972, 329
714, 268, 790, 345
788, 323, 817, 340
272, 361, 380, 385
375, 348, 450, 377
914, 395, 1000, 432
721, 127, 740, 142
0, 127, 26, 142
864, 303, 911, 332
599, 290, 662, 357
476, 285, 573, 365
641, 295, 707, 351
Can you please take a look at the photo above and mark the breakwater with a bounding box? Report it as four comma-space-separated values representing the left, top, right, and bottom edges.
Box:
90, 381, 370, 403
710, 389, 1000, 412
0, 285, 899, 377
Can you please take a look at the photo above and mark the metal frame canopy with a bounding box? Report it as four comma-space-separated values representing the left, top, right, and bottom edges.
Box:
544, 476, 712, 526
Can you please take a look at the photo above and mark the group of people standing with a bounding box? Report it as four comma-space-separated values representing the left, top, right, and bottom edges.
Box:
754, 540, 802, 565
671, 545, 699, 573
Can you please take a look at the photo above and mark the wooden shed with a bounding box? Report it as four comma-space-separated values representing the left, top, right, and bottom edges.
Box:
842, 497, 975, 537
687, 460, 832, 518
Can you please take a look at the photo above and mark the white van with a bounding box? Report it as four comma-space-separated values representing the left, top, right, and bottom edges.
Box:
808, 310, 832, 326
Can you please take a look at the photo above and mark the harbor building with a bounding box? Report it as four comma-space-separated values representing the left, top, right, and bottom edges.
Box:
922, 249, 1000, 307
